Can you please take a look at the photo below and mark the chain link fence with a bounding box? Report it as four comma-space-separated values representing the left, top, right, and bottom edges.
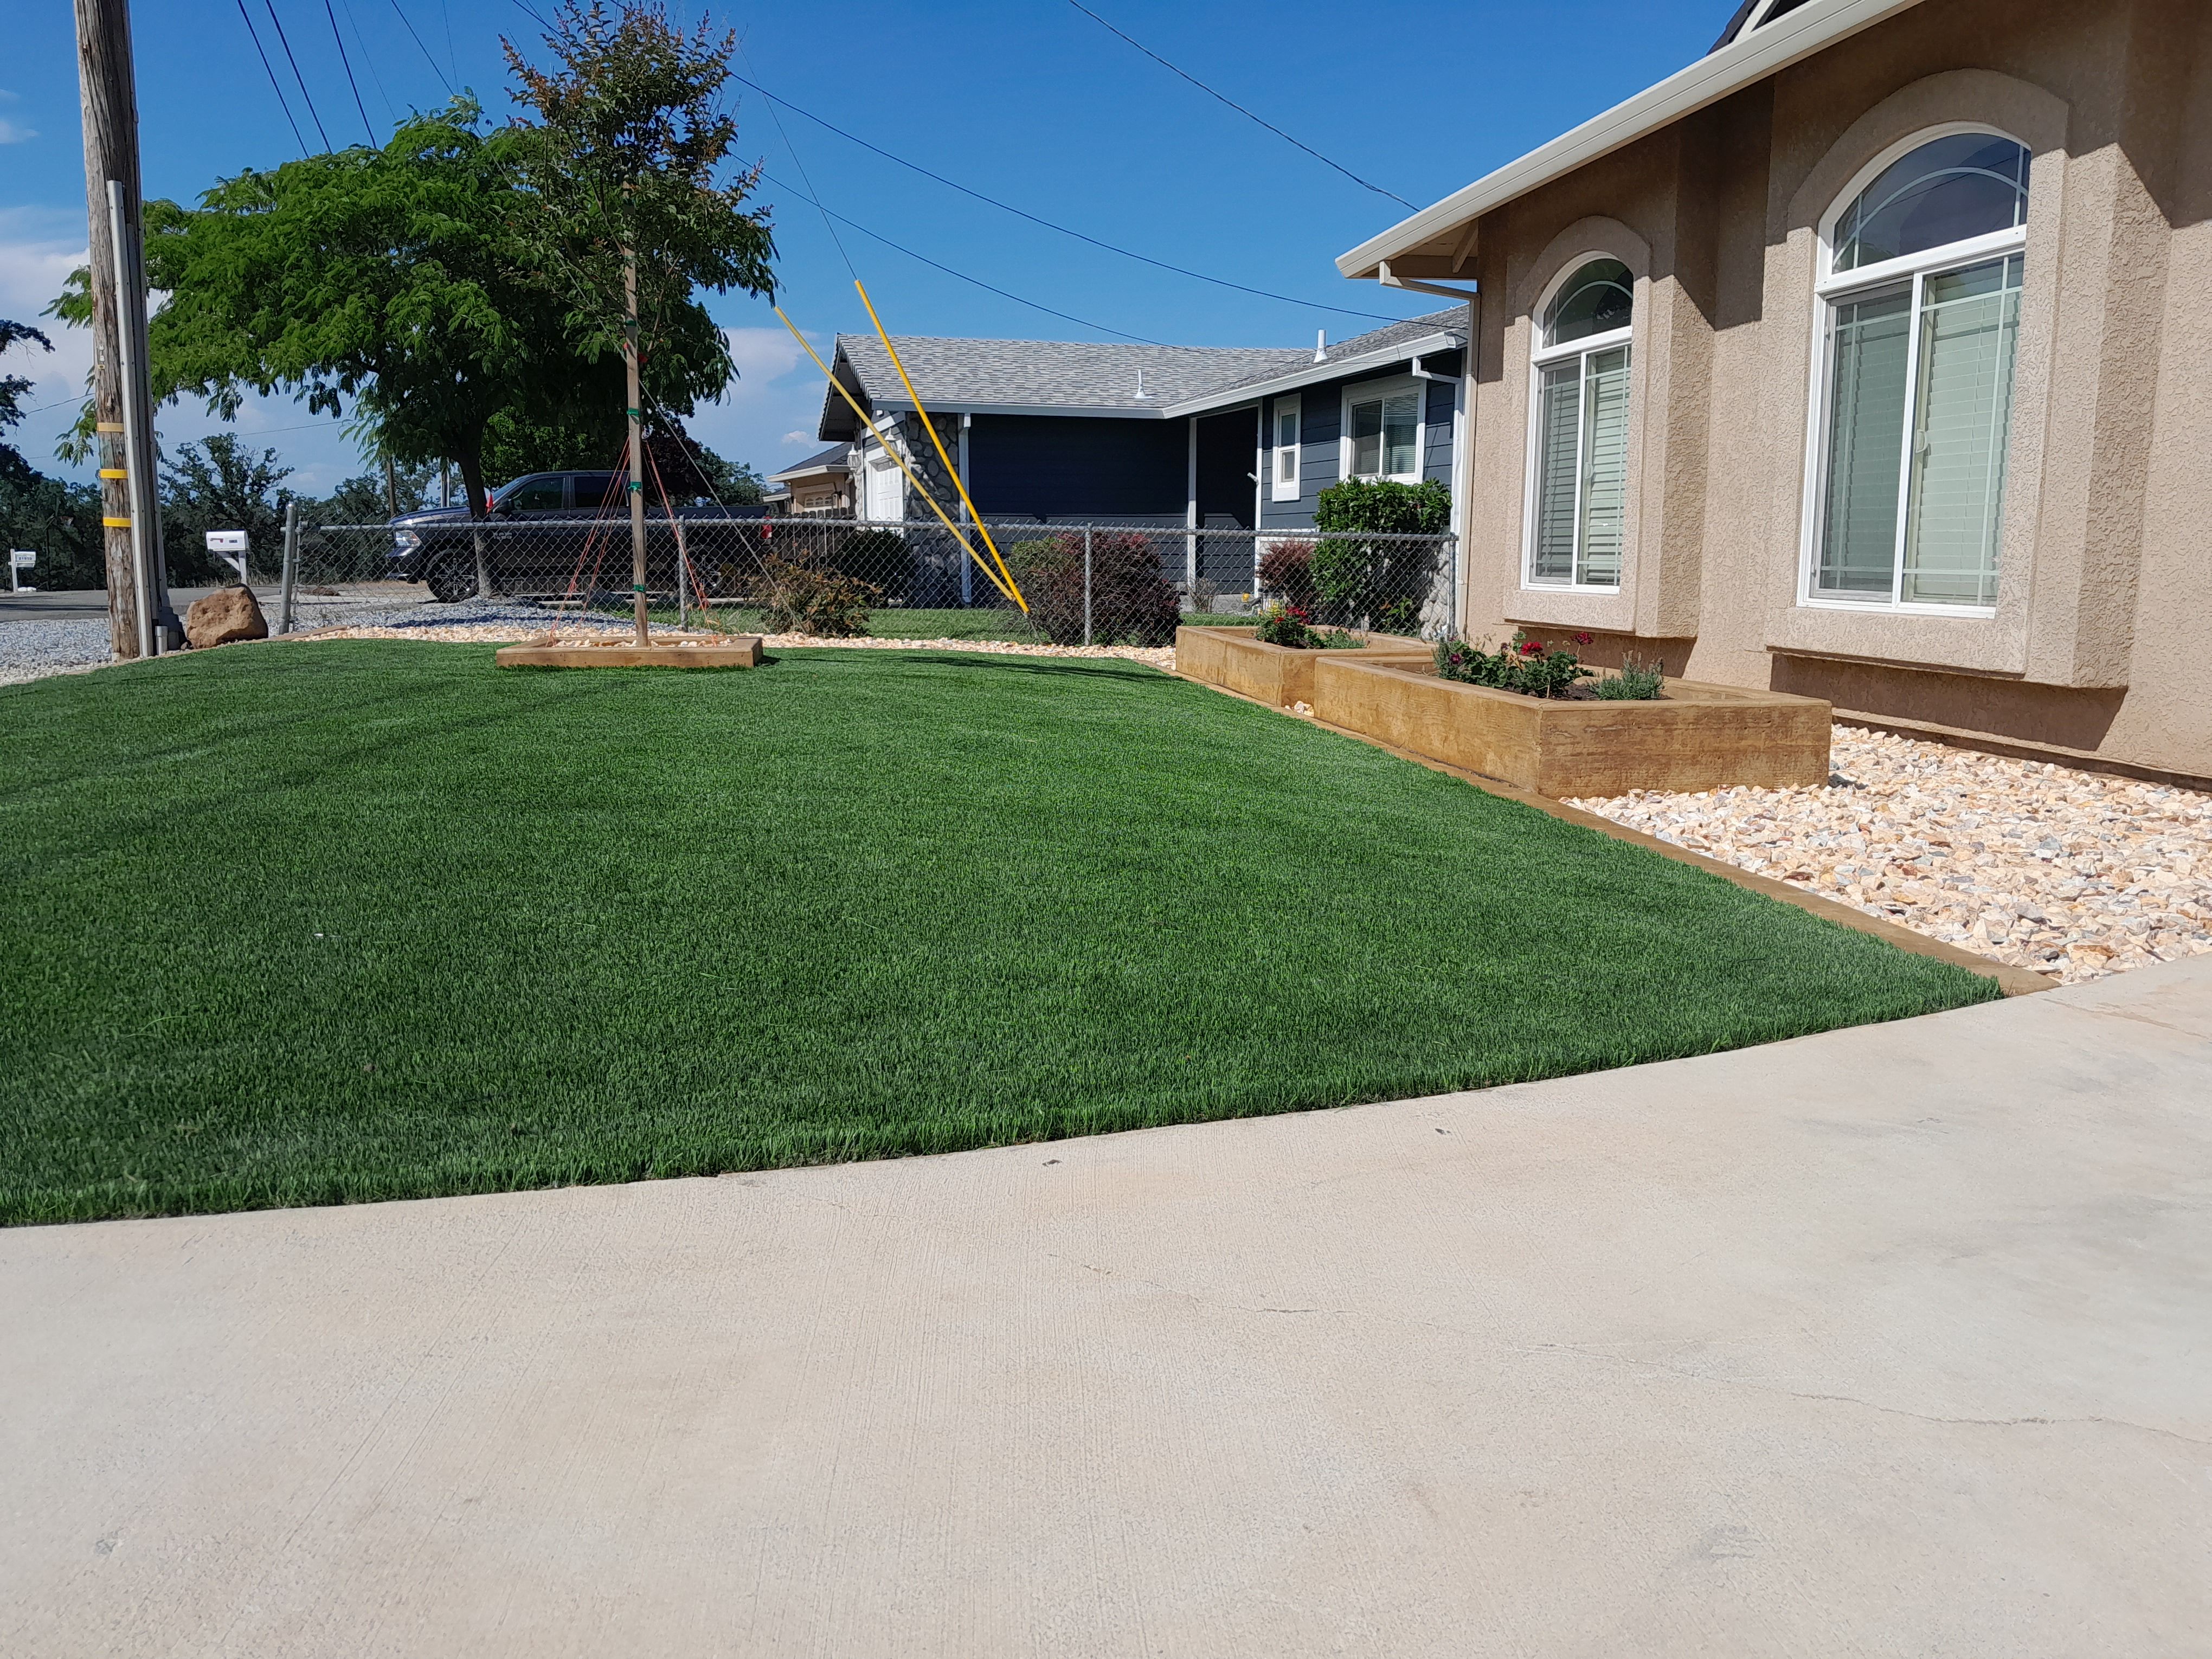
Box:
294, 516, 1459, 645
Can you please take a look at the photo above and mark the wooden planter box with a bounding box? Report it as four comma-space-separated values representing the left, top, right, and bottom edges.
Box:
1175, 625, 1435, 710
1310, 658, 1831, 796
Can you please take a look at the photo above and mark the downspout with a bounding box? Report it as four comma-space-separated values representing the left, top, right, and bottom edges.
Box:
1380, 261, 1478, 639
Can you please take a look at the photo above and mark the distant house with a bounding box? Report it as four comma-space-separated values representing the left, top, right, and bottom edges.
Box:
812, 311, 1466, 600
1335, 0, 2212, 782
765, 443, 852, 516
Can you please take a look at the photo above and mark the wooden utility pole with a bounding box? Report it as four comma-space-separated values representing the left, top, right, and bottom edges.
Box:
74, 0, 168, 658
625, 247, 648, 645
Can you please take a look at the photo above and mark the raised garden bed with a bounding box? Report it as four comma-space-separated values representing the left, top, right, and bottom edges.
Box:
1175, 624, 1433, 710
1311, 657, 1831, 797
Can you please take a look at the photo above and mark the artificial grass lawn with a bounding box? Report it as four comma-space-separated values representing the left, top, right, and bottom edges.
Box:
0, 642, 2001, 1224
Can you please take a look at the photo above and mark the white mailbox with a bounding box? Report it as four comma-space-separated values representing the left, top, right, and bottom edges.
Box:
205, 529, 249, 583
8, 549, 32, 594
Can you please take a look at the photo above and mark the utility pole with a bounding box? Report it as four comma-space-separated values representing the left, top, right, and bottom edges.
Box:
74, 0, 170, 659
624, 246, 648, 645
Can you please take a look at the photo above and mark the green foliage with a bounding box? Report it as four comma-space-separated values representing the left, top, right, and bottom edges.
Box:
0, 472, 104, 590
156, 434, 294, 583
503, 2, 776, 379
1313, 477, 1451, 537
832, 529, 912, 601
1593, 653, 1667, 700
1308, 477, 1450, 633
1000, 530, 1180, 647
1433, 628, 1593, 699
0, 318, 53, 485
1253, 602, 1315, 647
311, 462, 441, 524
1256, 542, 1316, 610
0, 644, 2002, 1222
759, 554, 877, 636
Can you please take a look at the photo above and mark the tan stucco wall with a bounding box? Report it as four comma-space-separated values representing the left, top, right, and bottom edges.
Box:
1453, 0, 2212, 780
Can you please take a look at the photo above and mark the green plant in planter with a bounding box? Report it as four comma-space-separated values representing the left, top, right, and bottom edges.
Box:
1310, 477, 1449, 633
1254, 603, 1367, 650
1593, 652, 1666, 700
1433, 628, 1591, 698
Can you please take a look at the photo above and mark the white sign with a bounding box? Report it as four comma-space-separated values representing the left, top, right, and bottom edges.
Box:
204, 530, 250, 554
9, 550, 32, 568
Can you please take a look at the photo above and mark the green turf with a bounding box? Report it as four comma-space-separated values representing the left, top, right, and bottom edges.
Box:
0, 642, 2001, 1224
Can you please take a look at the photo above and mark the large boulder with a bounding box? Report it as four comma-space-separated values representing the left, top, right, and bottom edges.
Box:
184, 586, 269, 649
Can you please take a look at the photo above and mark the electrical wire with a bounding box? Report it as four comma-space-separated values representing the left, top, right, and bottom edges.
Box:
757, 170, 1161, 345
385, 0, 454, 95
729, 74, 1399, 325
324, 0, 377, 142
734, 38, 859, 283
338, 0, 399, 128
263, 1, 333, 151
1064, 1, 1417, 209
235, 0, 310, 153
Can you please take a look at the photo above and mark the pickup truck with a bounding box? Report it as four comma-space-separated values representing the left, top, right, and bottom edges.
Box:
387, 471, 770, 602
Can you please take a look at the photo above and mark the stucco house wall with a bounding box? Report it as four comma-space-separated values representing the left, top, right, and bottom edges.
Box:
1452, 0, 2212, 780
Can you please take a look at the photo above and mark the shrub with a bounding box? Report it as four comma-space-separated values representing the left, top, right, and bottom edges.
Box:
1592, 652, 1666, 700
1255, 602, 1314, 647
1433, 628, 1591, 699
759, 554, 879, 636
1256, 542, 1316, 610
834, 529, 914, 602
1002, 531, 1180, 646
1310, 477, 1449, 632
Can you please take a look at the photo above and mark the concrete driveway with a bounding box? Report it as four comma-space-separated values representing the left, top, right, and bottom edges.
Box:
4, 960, 2208, 1657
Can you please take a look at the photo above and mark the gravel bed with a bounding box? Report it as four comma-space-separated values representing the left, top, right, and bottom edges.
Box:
0, 619, 115, 687
1565, 725, 2212, 983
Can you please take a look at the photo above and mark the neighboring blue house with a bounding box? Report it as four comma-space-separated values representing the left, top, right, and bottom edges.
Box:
813, 308, 1467, 601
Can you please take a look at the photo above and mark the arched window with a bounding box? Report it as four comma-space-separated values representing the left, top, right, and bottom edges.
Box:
1810, 132, 2030, 610
1528, 258, 1633, 589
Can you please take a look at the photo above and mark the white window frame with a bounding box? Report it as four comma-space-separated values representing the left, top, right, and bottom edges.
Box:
1521, 256, 1634, 594
1339, 374, 1425, 486
1271, 400, 1302, 501
1797, 123, 2030, 619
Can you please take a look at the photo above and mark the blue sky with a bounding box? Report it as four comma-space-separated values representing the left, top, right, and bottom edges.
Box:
2, 0, 1723, 493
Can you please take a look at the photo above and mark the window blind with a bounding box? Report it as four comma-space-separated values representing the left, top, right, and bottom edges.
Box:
1902, 255, 2021, 607
1532, 362, 1581, 583
1577, 346, 1631, 585
1818, 286, 1912, 595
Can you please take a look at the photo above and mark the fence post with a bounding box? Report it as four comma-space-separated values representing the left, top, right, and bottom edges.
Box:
1083, 528, 1093, 647
278, 499, 299, 635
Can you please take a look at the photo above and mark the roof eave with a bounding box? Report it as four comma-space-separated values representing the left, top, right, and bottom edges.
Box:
1161, 332, 1464, 416
1334, 0, 1930, 280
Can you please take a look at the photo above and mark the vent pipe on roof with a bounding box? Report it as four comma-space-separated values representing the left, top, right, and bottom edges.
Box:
1314, 329, 1328, 364
1134, 369, 1151, 400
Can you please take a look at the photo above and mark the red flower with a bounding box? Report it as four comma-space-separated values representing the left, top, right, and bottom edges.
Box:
1519, 639, 1544, 657
1574, 632, 1592, 646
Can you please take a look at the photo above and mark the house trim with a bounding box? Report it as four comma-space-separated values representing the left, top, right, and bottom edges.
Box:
1335, 0, 1931, 279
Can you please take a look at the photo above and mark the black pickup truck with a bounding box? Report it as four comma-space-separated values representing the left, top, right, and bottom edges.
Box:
387, 470, 770, 601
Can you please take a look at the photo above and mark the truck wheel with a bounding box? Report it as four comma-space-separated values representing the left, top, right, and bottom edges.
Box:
426, 555, 477, 603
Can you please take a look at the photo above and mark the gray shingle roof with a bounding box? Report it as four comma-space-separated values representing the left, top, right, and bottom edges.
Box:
820, 308, 1465, 436
769, 441, 851, 481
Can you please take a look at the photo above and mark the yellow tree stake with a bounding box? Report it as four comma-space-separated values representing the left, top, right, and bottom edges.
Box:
854, 280, 1026, 612
773, 307, 1019, 606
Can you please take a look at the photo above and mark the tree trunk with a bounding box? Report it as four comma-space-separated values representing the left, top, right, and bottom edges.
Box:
625, 248, 647, 645
455, 443, 493, 602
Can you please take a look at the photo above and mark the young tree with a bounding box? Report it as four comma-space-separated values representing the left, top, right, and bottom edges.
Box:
504, 1, 776, 637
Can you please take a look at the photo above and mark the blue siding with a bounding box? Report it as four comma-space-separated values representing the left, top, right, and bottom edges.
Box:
1256, 361, 1459, 532
967, 414, 1186, 519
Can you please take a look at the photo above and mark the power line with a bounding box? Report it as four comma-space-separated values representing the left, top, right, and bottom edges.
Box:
263, 1, 333, 151
338, 0, 399, 128
732, 39, 859, 283
385, 0, 453, 95
324, 0, 376, 142
758, 170, 1161, 345
1064, 1, 1417, 209
729, 74, 1400, 325
235, 0, 310, 153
